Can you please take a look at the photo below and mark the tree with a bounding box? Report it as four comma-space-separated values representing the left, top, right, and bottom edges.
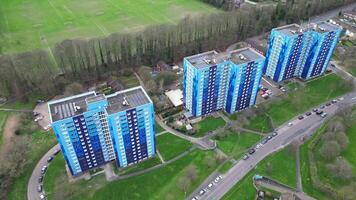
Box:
64, 82, 84, 96
328, 120, 345, 133
327, 158, 353, 180
177, 176, 191, 195
204, 156, 217, 169
335, 131, 349, 151
319, 141, 341, 160
185, 165, 198, 182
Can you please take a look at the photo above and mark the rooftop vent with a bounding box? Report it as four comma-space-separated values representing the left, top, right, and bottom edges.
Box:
122, 96, 130, 106
290, 30, 297, 34
319, 27, 326, 32
239, 54, 246, 60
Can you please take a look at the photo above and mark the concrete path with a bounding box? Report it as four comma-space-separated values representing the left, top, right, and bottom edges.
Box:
295, 144, 303, 192
156, 149, 165, 163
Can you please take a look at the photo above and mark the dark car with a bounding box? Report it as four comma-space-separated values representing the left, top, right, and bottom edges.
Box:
312, 108, 318, 112
298, 116, 304, 120
267, 135, 272, 140
248, 148, 256, 155
305, 112, 312, 116
38, 176, 43, 183
332, 99, 337, 104
326, 102, 331, 106
47, 156, 54, 163
316, 110, 324, 115
53, 149, 61, 156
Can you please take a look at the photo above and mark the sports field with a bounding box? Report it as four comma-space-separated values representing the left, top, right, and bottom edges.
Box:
0, 0, 218, 54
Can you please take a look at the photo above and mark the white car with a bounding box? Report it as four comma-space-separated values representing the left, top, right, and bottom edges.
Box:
208, 183, 213, 188
256, 143, 263, 149
39, 194, 46, 200
287, 122, 293, 127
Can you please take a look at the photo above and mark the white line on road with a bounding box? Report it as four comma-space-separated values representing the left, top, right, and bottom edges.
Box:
352, 96, 356, 100
262, 77, 275, 88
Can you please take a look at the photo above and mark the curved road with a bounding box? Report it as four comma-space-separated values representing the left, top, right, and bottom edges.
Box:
191, 92, 356, 200
27, 144, 59, 200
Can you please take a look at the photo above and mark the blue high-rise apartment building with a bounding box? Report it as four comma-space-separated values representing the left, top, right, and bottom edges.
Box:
264, 22, 341, 82
300, 22, 342, 79
183, 47, 265, 117
48, 86, 156, 176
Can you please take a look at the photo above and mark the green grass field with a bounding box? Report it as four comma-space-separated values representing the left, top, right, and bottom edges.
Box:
154, 120, 165, 133
156, 132, 192, 161
223, 148, 296, 200
116, 156, 162, 176
44, 149, 218, 200
1, 0, 218, 54
216, 131, 261, 160
244, 114, 273, 133
193, 116, 226, 137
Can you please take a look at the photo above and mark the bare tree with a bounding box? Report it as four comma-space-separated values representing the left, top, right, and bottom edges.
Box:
327, 158, 353, 180
320, 141, 341, 160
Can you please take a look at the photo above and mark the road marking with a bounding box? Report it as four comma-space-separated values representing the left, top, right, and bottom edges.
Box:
352, 96, 356, 100
262, 77, 275, 88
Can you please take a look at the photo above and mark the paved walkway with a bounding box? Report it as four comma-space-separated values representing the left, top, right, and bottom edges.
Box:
296, 144, 303, 192
156, 149, 165, 163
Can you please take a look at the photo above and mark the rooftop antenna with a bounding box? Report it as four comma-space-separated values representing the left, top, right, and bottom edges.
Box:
122, 96, 130, 106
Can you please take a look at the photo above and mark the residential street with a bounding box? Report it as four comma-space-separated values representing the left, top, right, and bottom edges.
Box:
190, 91, 356, 200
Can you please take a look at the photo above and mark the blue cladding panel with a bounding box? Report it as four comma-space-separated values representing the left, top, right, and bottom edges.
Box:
225, 70, 237, 113
202, 65, 219, 115
235, 62, 257, 111
282, 34, 303, 80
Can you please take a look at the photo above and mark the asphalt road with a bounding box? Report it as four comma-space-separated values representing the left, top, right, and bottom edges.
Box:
27, 144, 59, 200
191, 92, 356, 200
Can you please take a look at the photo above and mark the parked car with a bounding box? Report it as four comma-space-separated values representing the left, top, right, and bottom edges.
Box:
267, 135, 272, 140
288, 122, 293, 127
38, 176, 43, 183
320, 105, 325, 109
47, 156, 53, 163
199, 190, 205, 196
54, 149, 61, 156
256, 143, 263, 149
272, 132, 278, 137
242, 154, 249, 160
298, 116, 304, 120
248, 148, 256, 155
261, 139, 268, 144
316, 110, 324, 115
208, 183, 213, 188
332, 99, 337, 104
326, 102, 331, 106
321, 113, 327, 118
41, 166, 47, 174
305, 112, 312, 116
39, 194, 46, 200
312, 108, 318, 112
37, 185, 43, 193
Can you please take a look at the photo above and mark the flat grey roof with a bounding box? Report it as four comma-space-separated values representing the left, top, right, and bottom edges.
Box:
48, 86, 151, 122
185, 47, 264, 68
48, 92, 96, 122
275, 24, 301, 36
106, 87, 151, 114
313, 21, 340, 33
229, 48, 264, 64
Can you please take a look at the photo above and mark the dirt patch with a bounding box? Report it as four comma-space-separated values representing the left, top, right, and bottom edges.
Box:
0, 114, 20, 158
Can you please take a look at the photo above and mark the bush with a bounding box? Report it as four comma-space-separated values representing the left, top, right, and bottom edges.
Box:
326, 158, 353, 180
319, 141, 340, 161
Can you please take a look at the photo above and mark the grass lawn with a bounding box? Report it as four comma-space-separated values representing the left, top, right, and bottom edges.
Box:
116, 156, 162, 176
0, 111, 9, 146
216, 131, 261, 160
156, 132, 192, 161
218, 160, 234, 174
342, 124, 356, 173
9, 130, 57, 200
1, 0, 218, 54
155, 120, 165, 133
264, 74, 352, 126
43, 153, 67, 200
223, 148, 296, 199
244, 114, 273, 133
193, 116, 226, 137
44, 149, 218, 200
